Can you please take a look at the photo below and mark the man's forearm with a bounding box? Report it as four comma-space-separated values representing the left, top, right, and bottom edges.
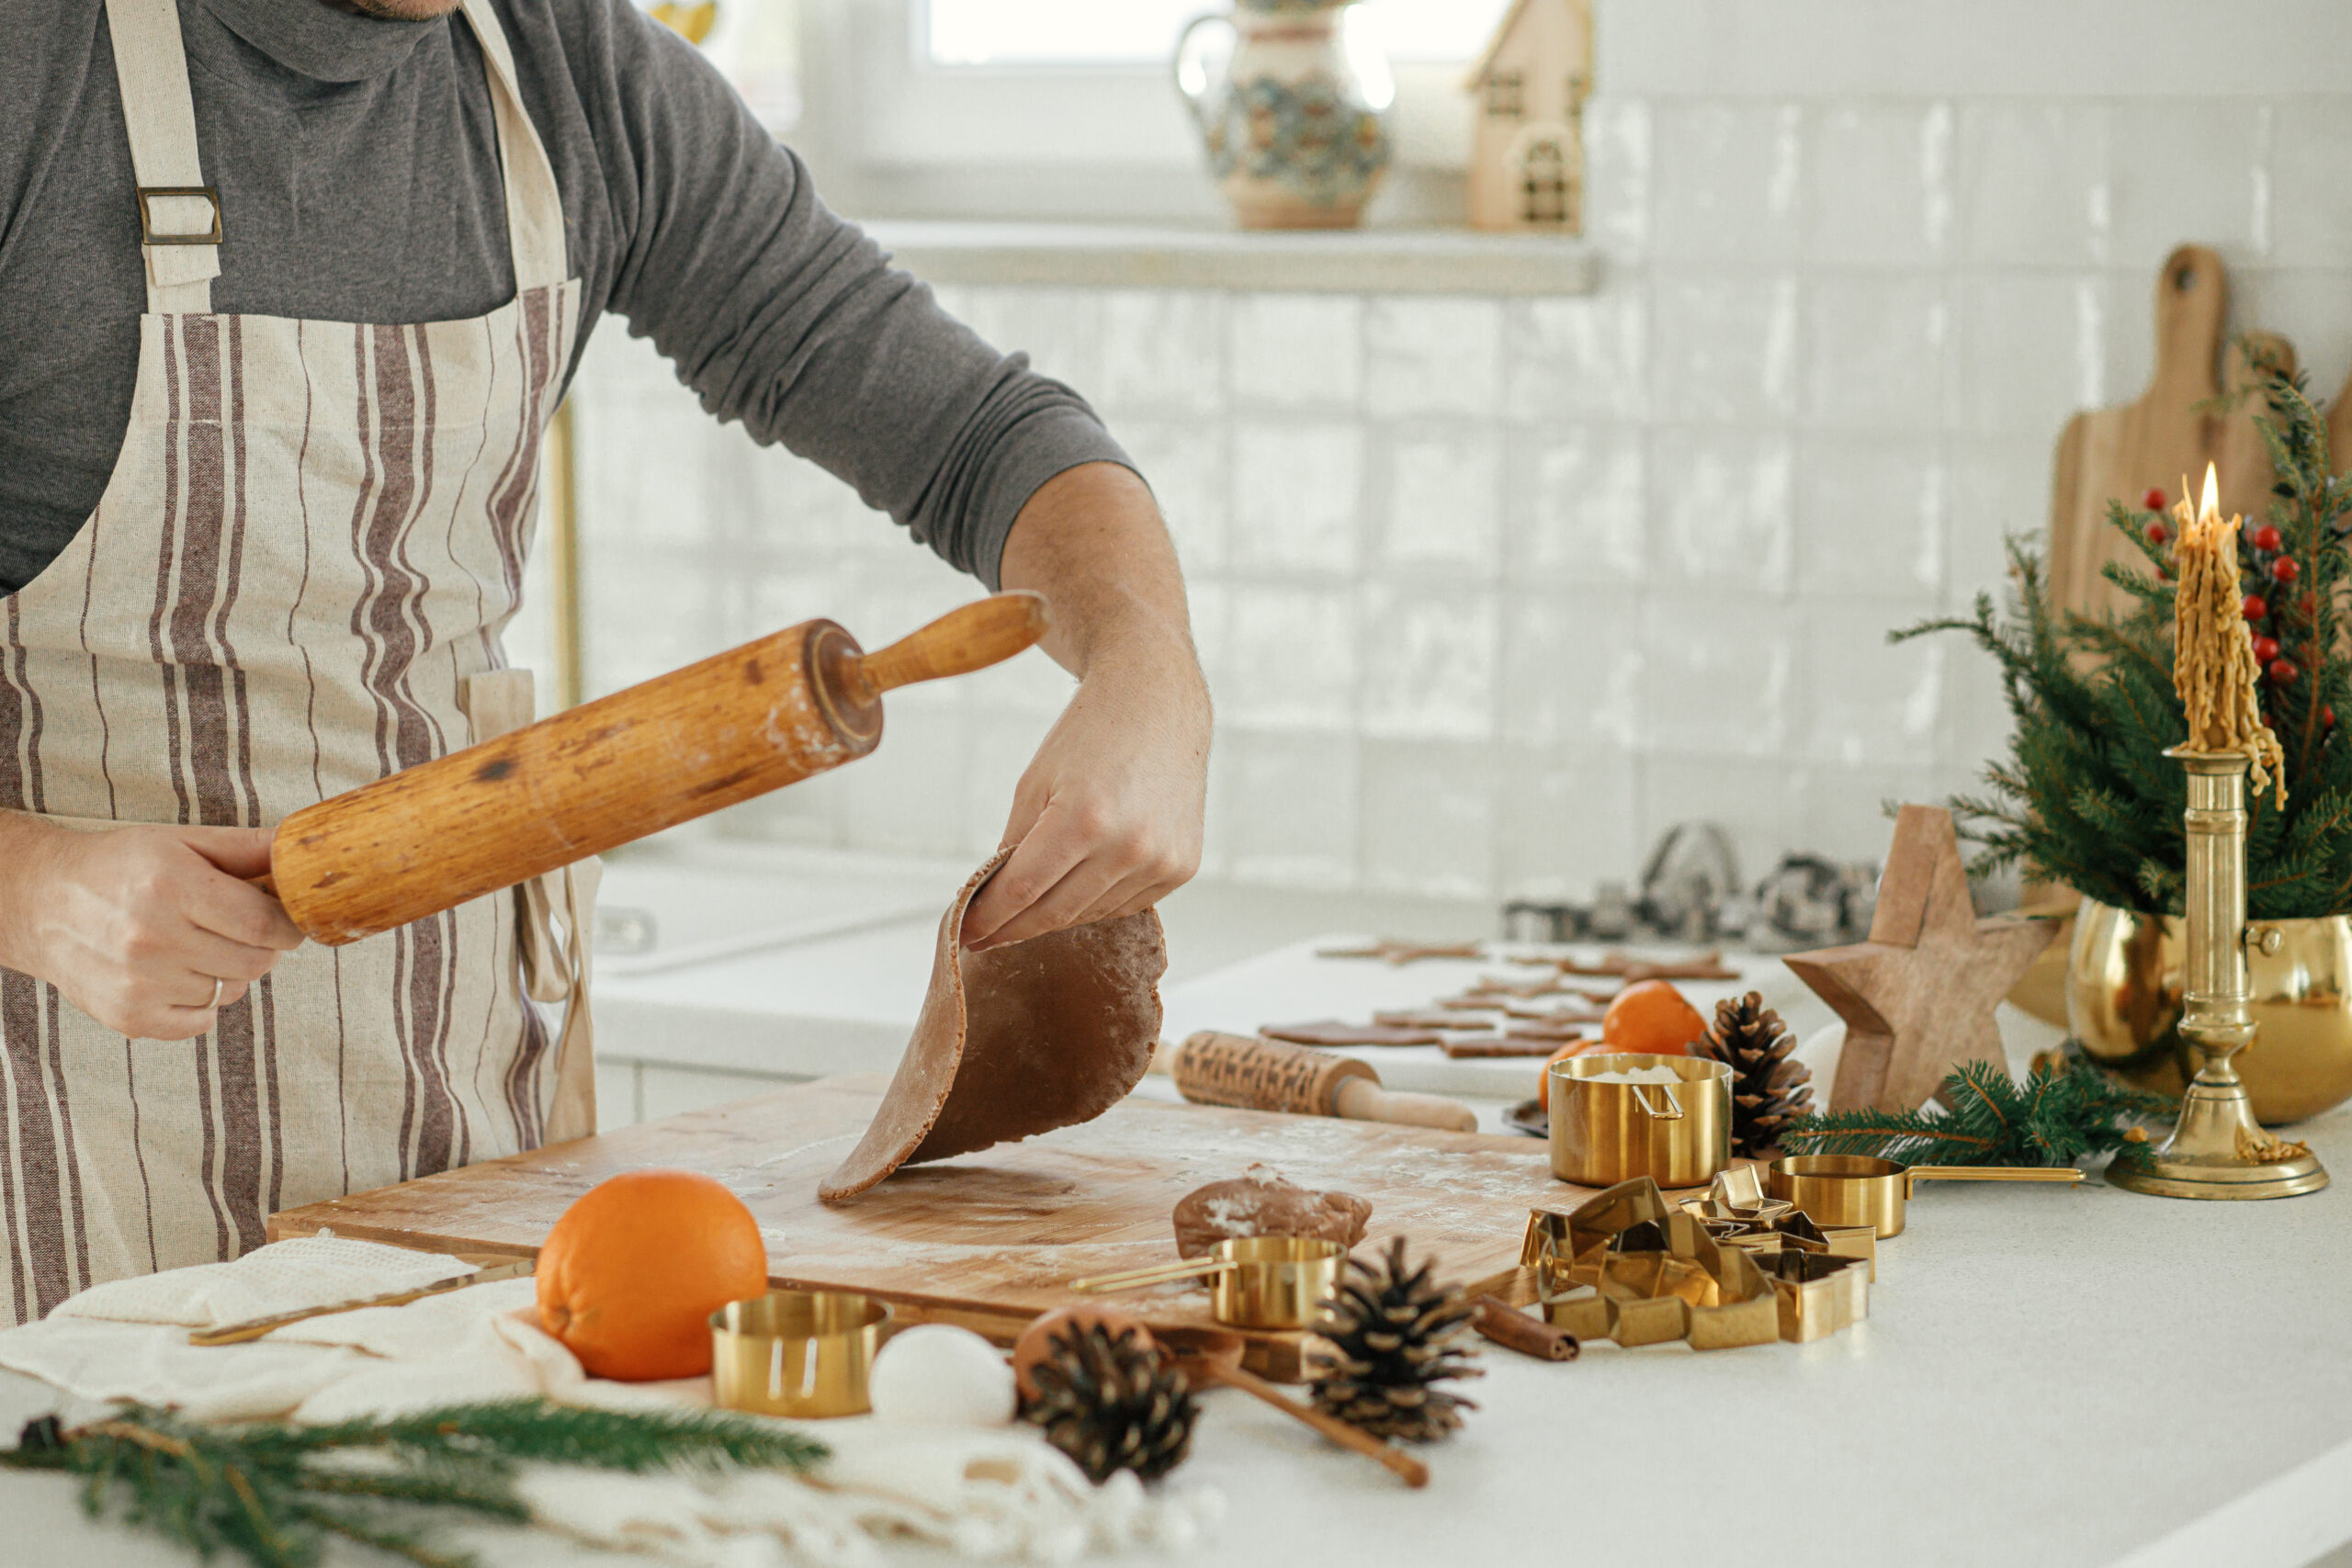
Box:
996, 462, 1205, 700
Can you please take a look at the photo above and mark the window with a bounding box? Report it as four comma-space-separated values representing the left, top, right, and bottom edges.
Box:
922, 0, 1517, 67
1517, 133, 1570, 226
803, 0, 1521, 220
1484, 71, 1525, 118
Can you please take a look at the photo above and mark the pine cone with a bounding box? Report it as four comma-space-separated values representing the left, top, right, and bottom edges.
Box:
1691, 990, 1814, 1157
1307, 1237, 1483, 1444
1020, 1321, 1198, 1483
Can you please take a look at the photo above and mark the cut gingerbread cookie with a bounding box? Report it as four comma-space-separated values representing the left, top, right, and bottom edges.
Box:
820, 852, 1167, 1201
1261, 1020, 1445, 1047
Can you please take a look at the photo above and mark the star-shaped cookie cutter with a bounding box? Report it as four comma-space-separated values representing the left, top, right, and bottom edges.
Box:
1680, 1167, 1878, 1280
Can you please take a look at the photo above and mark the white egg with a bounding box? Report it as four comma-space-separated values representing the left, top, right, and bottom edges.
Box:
868, 1324, 1017, 1427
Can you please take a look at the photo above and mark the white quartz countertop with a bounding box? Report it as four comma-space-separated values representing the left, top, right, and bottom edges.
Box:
10, 846, 2347, 1566
8, 1102, 2350, 1568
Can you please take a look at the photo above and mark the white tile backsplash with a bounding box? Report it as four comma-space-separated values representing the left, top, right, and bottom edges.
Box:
1359, 741, 1498, 897
566, 71, 2352, 907
1378, 427, 1503, 577
1231, 420, 1363, 574
1648, 273, 1800, 423
1515, 426, 1647, 586
1804, 102, 1954, 267
1650, 428, 1795, 592
1802, 273, 1949, 431
1364, 299, 1505, 419
1651, 103, 1804, 265
2106, 100, 2273, 273
1357, 584, 1498, 742
1797, 434, 1948, 599
1957, 102, 2111, 267
1229, 294, 1363, 412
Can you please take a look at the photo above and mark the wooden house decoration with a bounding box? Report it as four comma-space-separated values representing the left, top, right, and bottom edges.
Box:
1464, 0, 1593, 233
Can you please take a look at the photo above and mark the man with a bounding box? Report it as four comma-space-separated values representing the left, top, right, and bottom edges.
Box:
0, 0, 1212, 1324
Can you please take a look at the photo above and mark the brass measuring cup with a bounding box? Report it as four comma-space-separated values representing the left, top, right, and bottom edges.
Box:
1068, 1236, 1347, 1329
709, 1289, 890, 1417
1549, 1053, 1732, 1189
1767, 1155, 2084, 1238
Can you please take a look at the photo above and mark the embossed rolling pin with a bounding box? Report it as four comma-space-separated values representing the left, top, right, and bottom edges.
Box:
253, 592, 1048, 945
1154, 1031, 1479, 1133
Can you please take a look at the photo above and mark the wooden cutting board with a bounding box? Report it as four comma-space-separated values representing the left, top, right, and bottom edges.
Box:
268, 1077, 1594, 1381
2048, 244, 2294, 625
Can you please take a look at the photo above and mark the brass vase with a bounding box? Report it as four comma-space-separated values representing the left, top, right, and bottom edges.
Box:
2067, 898, 2352, 1125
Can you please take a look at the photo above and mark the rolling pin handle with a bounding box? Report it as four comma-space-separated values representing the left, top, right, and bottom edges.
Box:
1330, 1076, 1478, 1134
847, 592, 1051, 703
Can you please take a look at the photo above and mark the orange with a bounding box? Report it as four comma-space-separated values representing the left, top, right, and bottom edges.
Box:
536, 1168, 768, 1382
1600, 979, 1705, 1058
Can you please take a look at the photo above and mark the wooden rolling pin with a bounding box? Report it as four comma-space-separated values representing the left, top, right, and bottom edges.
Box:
256, 592, 1047, 945
1157, 1032, 1478, 1133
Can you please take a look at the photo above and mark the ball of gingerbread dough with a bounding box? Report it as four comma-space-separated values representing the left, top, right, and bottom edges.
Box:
868, 1324, 1016, 1427
1171, 1165, 1373, 1259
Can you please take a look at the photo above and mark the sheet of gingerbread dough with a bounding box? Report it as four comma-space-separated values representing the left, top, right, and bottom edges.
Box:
820, 851, 1168, 1201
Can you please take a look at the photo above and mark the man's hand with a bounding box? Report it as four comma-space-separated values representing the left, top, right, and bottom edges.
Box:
0, 815, 306, 1041
960, 463, 1212, 952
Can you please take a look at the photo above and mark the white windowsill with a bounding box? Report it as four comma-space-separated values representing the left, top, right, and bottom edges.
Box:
862, 220, 1602, 297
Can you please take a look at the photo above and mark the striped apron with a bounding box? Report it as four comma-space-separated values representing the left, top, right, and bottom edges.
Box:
0, 0, 592, 1325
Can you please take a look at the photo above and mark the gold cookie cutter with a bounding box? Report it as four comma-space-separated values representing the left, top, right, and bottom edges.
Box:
1747, 1237, 1871, 1343
1680, 1167, 1879, 1280
1521, 1179, 1779, 1350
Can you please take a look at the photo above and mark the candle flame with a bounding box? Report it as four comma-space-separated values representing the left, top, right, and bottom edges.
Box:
2200, 462, 2221, 525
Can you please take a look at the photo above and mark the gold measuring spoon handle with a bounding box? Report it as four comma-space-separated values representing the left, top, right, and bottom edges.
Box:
1068, 1257, 1234, 1293
1905, 1166, 2086, 1193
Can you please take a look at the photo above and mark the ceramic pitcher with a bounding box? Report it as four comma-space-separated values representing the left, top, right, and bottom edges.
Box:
1174, 0, 1393, 229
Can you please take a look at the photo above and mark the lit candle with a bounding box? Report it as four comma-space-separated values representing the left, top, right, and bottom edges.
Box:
2172, 463, 2286, 805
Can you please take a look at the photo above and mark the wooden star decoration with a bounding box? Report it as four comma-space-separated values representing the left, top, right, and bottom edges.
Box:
1782, 805, 2060, 1112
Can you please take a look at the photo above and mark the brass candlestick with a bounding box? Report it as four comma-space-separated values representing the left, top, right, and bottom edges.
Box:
2108, 748, 2328, 1200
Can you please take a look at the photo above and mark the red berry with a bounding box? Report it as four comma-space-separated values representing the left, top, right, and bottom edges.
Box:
2253, 636, 2281, 663
2143, 488, 2168, 512
2243, 594, 2268, 620
2273, 557, 2301, 583
2328, 706, 2338, 730
2253, 525, 2284, 552
2146, 521, 2169, 545
2268, 658, 2302, 685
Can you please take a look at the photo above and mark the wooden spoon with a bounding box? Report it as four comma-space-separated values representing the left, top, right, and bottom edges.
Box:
1159, 1326, 1428, 1489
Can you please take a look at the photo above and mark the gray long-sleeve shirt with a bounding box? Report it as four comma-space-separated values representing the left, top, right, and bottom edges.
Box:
0, 0, 1128, 595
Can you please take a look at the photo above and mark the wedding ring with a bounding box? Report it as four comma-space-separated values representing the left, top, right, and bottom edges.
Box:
209, 976, 224, 1010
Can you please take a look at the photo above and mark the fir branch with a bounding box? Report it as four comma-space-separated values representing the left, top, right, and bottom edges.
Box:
1782, 1055, 2175, 1167
3, 1400, 828, 1568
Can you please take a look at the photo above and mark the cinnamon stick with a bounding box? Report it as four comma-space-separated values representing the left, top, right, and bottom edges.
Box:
1472, 1295, 1578, 1361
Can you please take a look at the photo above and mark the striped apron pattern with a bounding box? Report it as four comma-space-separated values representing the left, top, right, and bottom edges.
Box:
0, 0, 585, 1324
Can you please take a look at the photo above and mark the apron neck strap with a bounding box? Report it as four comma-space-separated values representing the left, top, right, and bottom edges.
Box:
457, 0, 571, 293
102, 0, 220, 315
102, 0, 571, 318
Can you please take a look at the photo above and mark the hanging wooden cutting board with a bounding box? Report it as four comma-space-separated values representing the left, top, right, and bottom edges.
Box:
267, 1077, 1600, 1381
2047, 244, 2294, 626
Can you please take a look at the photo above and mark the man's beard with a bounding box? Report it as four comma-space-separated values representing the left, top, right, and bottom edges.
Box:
319, 0, 465, 18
